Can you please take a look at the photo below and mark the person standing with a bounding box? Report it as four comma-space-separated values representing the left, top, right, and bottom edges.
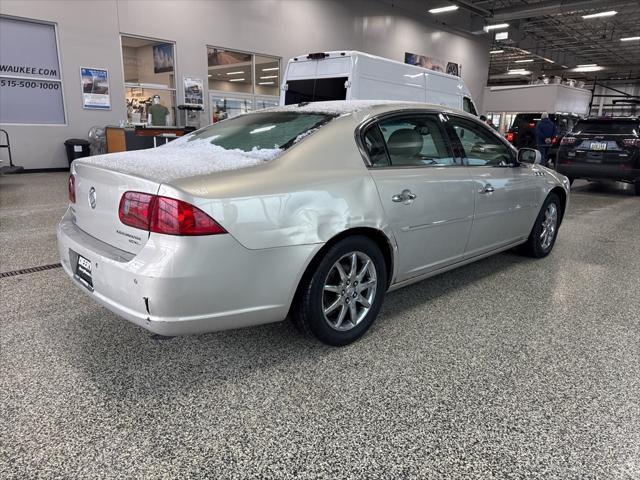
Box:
535, 112, 557, 165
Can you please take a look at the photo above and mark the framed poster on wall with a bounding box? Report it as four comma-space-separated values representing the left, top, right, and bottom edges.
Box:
80, 67, 111, 109
183, 77, 203, 106
153, 43, 174, 73
405, 52, 461, 77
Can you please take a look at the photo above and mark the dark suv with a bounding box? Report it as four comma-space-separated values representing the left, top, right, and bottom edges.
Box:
506, 113, 579, 161
556, 117, 640, 195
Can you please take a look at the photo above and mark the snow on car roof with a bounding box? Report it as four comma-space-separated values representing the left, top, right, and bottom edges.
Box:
267, 100, 412, 115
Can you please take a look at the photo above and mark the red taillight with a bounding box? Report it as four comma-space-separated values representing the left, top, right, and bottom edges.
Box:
560, 136, 577, 145
118, 191, 226, 236
119, 191, 155, 230
622, 138, 640, 147
506, 132, 515, 142
68, 174, 76, 203
551, 136, 558, 145
528, 122, 536, 128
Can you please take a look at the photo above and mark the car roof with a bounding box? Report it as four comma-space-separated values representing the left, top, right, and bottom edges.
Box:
266, 100, 472, 118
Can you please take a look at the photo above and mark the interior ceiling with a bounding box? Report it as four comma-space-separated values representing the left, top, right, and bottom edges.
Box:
380, 0, 640, 84
470, 0, 640, 83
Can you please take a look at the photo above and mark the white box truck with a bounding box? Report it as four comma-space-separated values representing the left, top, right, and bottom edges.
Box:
280, 51, 478, 115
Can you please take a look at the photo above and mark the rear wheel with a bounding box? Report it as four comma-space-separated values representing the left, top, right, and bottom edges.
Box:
521, 193, 561, 258
634, 180, 640, 196
292, 236, 387, 346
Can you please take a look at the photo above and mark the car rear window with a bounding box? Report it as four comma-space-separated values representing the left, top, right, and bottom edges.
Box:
573, 119, 639, 135
285, 77, 348, 105
186, 111, 334, 152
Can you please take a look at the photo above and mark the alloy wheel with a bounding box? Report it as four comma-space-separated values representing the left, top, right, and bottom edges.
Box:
322, 251, 377, 331
540, 203, 558, 250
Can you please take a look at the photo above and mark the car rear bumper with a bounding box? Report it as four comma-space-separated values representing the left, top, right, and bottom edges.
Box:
556, 162, 640, 182
57, 209, 319, 335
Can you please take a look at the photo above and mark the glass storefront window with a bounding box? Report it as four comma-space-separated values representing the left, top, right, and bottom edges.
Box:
209, 92, 253, 122
207, 47, 253, 94
206, 46, 281, 125
254, 55, 280, 96
254, 96, 279, 110
121, 35, 177, 126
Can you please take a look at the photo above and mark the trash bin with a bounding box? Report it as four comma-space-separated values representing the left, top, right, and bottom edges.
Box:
64, 139, 90, 165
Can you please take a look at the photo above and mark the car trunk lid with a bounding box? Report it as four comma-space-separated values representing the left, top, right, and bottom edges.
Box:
71, 163, 160, 254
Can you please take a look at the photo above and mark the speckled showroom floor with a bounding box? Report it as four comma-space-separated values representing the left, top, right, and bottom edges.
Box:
1, 172, 639, 479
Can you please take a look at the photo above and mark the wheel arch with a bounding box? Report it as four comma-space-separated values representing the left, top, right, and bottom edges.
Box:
549, 186, 567, 225
288, 227, 395, 316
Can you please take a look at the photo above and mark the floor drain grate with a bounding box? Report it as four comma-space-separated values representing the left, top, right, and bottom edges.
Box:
0, 263, 62, 278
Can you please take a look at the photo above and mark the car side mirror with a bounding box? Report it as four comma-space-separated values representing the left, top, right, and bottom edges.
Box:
517, 148, 541, 164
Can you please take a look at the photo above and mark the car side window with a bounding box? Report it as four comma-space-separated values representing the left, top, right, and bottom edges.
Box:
362, 124, 390, 167
463, 97, 477, 116
448, 117, 515, 167
376, 115, 456, 167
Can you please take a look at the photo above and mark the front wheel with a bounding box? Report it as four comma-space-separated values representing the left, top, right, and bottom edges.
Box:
292, 236, 387, 346
521, 193, 561, 258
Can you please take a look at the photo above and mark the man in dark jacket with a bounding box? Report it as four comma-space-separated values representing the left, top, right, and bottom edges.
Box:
535, 112, 557, 165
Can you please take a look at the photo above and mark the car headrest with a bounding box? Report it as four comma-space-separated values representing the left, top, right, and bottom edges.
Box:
387, 129, 423, 157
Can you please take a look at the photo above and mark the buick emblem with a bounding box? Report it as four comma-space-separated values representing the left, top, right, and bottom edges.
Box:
88, 187, 97, 209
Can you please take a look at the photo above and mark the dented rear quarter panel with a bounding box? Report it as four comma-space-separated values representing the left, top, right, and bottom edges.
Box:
163, 112, 393, 251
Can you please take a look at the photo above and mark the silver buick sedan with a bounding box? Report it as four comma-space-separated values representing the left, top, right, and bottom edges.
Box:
58, 101, 570, 346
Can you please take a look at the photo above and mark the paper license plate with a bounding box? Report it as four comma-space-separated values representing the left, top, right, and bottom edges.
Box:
75, 254, 93, 290
590, 142, 607, 151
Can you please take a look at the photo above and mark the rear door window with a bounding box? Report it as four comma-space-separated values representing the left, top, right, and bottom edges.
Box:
362, 125, 390, 167
285, 77, 348, 104
375, 114, 456, 167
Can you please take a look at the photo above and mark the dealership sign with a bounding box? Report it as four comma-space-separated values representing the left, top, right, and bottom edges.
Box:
0, 16, 65, 124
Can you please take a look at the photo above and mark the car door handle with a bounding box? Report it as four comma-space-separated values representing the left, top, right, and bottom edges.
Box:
392, 189, 417, 203
479, 183, 495, 194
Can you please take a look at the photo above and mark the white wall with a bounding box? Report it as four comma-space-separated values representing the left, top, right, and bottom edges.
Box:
0, 0, 490, 169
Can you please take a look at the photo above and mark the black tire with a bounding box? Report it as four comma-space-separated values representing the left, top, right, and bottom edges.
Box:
634, 180, 640, 196
291, 236, 387, 346
521, 193, 562, 258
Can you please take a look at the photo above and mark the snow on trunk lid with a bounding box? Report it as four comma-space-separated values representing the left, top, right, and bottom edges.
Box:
76, 137, 282, 184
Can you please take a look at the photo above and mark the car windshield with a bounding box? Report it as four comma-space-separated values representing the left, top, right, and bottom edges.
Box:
185, 111, 334, 152
573, 119, 639, 135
